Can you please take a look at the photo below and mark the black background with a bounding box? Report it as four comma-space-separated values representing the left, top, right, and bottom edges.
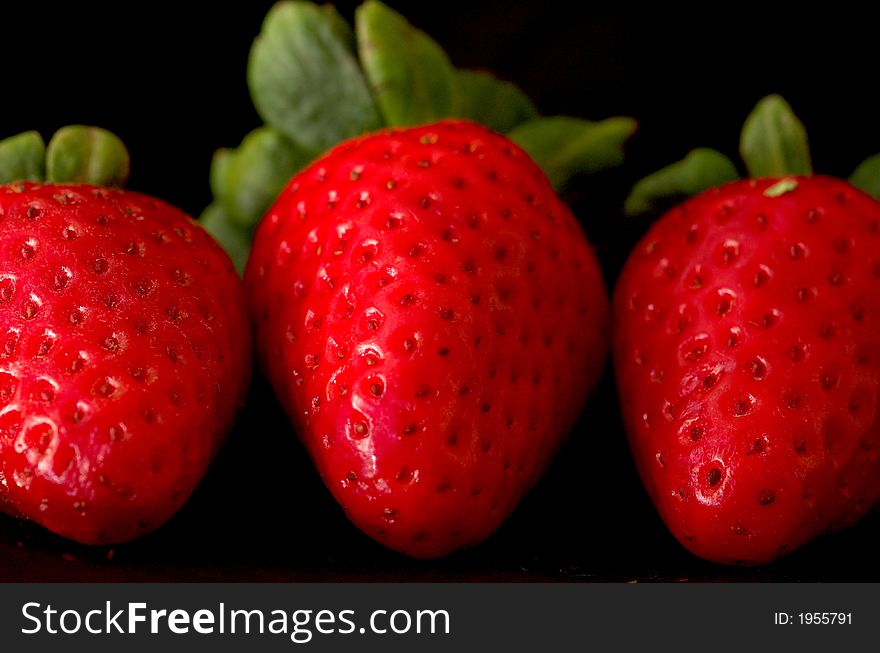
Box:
1, 1, 879, 581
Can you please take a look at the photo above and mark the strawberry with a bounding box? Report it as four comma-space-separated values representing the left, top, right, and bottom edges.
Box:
615, 96, 880, 564
245, 120, 609, 557
0, 179, 251, 544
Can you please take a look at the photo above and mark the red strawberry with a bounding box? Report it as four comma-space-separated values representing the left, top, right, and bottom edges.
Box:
613, 175, 880, 564
245, 120, 609, 557
0, 182, 251, 544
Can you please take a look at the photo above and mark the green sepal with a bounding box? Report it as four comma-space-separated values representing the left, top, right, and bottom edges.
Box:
320, 4, 356, 51
356, 0, 460, 126
624, 148, 740, 217
200, 203, 252, 276
210, 148, 234, 203
248, 1, 382, 153
849, 153, 880, 200
455, 70, 538, 134
0, 131, 46, 184
45, 126, 129, 187
211, 127, 313, 230
509, 116, 637, 190
740, 94, 812, 178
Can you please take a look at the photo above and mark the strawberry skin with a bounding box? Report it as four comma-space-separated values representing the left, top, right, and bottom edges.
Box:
245, 120, 609, 557
0, 183, 251, 544
614, 176, 880, 564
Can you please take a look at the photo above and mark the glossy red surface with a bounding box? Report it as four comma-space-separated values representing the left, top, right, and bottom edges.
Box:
245, 122, 608, 557
1, 1, 879, 583
614, 177, 880, 563
0, 184, 251, 544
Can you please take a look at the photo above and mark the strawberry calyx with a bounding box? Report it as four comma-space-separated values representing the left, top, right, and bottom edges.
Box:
625, 94, 880, 217
0, 126, 130, 188
201, 0, 637, 273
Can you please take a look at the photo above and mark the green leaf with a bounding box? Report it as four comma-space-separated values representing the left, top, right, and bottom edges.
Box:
850, 153, 880, 200
212, 127, 312, 230
509, 116, 637, 189
248, 1, 382, 153
200, 203, 251, 276
624, 148, 740, 217
739, 94, 812, 178
0, 131, 46, 183
356, 0, 459, 126
320, 4, 355, 52
455, 70, 538, 133
210, 148, 234, 202
46, 126, 130, 187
